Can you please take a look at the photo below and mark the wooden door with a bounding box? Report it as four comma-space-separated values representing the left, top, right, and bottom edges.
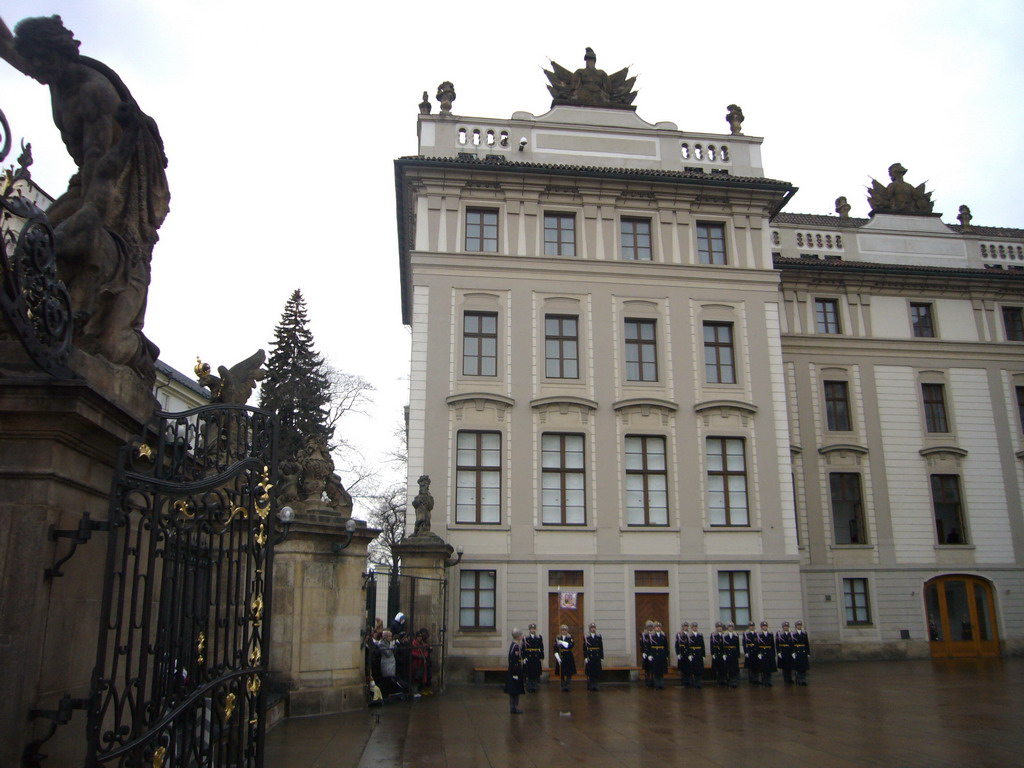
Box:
925, 575, 1000, 658
548, 591, 585, 663
634, 593, 669, 665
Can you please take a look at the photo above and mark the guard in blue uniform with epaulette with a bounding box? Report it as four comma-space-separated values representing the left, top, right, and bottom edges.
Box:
675, 622, 689, 686
710, 621, 726, 686
723, 623, 741, 688
686, 621, 706, 689
756, 621, 777, 687
742, 622, 758, 685
641, 620, 654, 688
523, 622, 544, 692
648, 621, 669, 690
583, 622, 603, 691
791, 620, 811, 686
777, 621, 793, 684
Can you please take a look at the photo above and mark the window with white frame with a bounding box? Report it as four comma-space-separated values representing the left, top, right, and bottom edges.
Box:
625, 435, 668, 526
706, 437, 749, 526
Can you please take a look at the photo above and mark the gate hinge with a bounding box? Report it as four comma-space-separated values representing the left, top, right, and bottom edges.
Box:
45, 512, 111, 579
22, 694, 90, 768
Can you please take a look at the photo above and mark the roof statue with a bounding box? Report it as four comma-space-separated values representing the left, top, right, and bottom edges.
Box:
835, 196, 852, 219
436, 81, 455, 114
726, 104, 744, 135
545, 48, 637, 110
957, 204, 972, 231
0, 14, 169, 383
867, 163, 934, 216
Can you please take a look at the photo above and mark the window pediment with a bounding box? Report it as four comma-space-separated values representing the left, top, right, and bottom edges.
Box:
920, 446, 967, 469
531, 396, 598, 425
447, 393, 514, 422
694, 399, 757, 427
613, 397, 679, 426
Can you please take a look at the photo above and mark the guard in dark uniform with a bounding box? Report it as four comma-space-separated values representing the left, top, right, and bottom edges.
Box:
791, 620, 810, 686
504, 628, 525, 714
723, 623, 741, 688
756, 621, 777, 687
554, 624, 576, 691
583, 622, 604, 691
675, 622, 690, 686
641, 620, 654, 688
523, 623, 544, 692
710, 622, 725, 686
686, 621, 706, 689
742, 622, 758, 685
777, 621, 793, 684
648, 621, 669, 690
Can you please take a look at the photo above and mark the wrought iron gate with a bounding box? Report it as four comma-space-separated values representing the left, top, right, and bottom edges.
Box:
363, 570, 449, 696
85, 404, 277, 767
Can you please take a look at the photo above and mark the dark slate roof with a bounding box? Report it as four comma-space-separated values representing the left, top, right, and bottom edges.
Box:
155, 359, 211, 398
397, 155, 794, 188
946, 224, 1024, 238
774, 212, 1024, 239
772, 212, 868, 228
774, 255, 1024, 280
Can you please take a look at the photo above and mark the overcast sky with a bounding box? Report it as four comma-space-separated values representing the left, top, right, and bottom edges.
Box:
3, 1, 1022, 503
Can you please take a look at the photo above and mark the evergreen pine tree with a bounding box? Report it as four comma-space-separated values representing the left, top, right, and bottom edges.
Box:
259, 289, 333, 460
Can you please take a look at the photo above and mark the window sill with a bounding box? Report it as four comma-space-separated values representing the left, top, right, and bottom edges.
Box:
934, 544, 975, 550
535, 525, 595, 532
451, 523, 509, 531
844, 623, 874, 629
704, 526, 761, 533
830, 544, 874, 550
622, 525, 679, 533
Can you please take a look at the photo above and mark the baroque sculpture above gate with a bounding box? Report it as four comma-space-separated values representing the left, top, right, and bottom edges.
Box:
1, 14, 169, 383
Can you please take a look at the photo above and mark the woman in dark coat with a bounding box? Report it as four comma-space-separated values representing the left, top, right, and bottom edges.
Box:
504, 628, 525, 714
554, 624, 576, 691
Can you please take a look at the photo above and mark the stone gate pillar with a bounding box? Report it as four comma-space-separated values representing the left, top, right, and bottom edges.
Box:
0, 349, 154, 767
270, 506, 378, 717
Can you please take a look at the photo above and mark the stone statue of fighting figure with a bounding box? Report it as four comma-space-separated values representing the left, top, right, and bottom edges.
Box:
1, 15, 169, 382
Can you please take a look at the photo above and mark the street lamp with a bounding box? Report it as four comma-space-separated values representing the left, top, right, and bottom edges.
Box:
331, 517, 359, 554
443, 544, 464, 568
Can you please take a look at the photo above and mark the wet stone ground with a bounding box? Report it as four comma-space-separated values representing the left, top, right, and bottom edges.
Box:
265, 658, 1024, 767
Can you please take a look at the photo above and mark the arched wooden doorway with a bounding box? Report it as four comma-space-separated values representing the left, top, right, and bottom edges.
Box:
924, 575, 1000, 658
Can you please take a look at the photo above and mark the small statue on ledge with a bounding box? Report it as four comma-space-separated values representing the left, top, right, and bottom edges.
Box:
412, 474, 434, 536
436, 82, 455, 114
957, 204, 972, 230
835, 196, 852, 219
726, 104, 744, 135
867, 162, 934, 215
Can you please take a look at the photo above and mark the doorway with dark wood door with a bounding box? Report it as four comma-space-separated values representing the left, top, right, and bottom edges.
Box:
634, 593, 670, 665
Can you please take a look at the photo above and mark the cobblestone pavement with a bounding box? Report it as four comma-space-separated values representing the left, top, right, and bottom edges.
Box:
265, 658, 1023, 767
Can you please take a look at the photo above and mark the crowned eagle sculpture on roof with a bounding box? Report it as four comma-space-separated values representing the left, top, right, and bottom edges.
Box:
544, 48, 637, 110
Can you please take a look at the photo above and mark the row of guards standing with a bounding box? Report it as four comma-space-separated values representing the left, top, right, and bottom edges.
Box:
505, 618, 809, 712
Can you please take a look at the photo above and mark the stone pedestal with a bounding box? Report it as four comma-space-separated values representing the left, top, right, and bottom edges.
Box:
270, 507, 378, 717
0, 371, 152, 767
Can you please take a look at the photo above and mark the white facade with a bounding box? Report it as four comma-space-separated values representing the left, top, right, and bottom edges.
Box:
397, 95, 1024, 674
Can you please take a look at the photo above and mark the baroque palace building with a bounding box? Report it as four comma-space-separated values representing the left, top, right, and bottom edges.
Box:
394, 54, 1024, 676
